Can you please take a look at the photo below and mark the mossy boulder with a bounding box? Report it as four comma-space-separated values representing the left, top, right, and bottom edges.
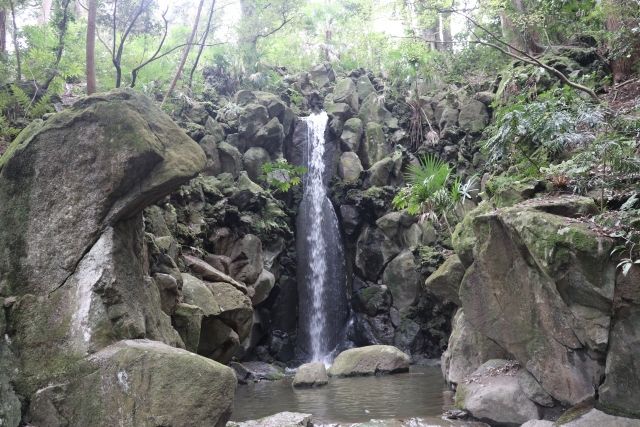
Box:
328, 345, 410, 377
27, 340, 236, 427
460, 198, 615, 405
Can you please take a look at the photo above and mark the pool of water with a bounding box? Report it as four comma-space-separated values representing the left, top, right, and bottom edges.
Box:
230, 366, 455, 424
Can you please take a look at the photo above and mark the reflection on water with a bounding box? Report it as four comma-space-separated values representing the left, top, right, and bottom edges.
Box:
231, 366, 454, 424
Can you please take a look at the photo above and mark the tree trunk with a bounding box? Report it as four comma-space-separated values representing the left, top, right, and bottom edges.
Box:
86, 0, 97, 94
9, 0, 20, 81
438, 12, 452, 52
500, 0, 543, 55
188, 0, 217, 88
0, 9, 6, 54
40, 0, 53, 25
162, 0, 206, 104
604, 0, 639, 83
43, 0, 72, 91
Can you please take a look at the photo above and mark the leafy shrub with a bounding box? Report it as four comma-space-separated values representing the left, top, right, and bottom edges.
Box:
393, 154, 477, 227
484, 88, 605, 169
261, 159, 307, 192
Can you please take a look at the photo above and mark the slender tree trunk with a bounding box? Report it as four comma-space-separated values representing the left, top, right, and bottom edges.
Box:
163, 0, 206, 104
438, 12, 452, 51
86, 0, 97, 94
188, 0, 216, 88
43, 0, 72, 90
9, 0, 20, 81
40, 0, 53, 25
0, 9, 6, 54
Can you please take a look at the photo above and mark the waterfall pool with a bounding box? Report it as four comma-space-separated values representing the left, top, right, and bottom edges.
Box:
230, 365, 455, 424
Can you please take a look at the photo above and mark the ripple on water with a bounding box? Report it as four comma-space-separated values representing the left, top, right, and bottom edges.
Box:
231, 366, 454, 424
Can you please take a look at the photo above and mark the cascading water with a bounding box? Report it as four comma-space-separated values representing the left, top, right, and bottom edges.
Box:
296, 111, 349, 363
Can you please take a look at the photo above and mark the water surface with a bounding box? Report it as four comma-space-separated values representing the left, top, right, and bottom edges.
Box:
231, 366, 454, 424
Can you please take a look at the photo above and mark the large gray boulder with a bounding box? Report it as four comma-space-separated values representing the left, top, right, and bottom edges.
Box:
355, 226, 400, 282
423, 255, 465, 306
328, 345, 410, 377
458, 99, 489, 134
228, 412, 312, 427
460, 199, 616, 405
382, 250, 420, 310
560, 409, 640, 426
340, 117, 363, 152
441, 310, 509, 385
333, 78, 359, 112
0, 90, 205, 401
338, 152, 363, 183
243, 147, 271, 181
598, 266, 640, 418
292, 362, 329, 388
358, 93, 397, 130
455, 360, 543, 427
359, 122, 390, 168
27, 340, 236, 427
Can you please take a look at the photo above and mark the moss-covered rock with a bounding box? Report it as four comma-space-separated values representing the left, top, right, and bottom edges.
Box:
28, 340, 236, 427
328, 345, 410, 377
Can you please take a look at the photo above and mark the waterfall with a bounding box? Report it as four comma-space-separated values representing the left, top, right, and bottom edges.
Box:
296, 111, 348, 363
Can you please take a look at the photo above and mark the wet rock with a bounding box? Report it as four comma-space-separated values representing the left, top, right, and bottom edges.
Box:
360, 122, 390, 168
359, 93, 397, 130
243, 147, 271, 181
218, 141, 243, 178
339, 152, 363, 183
205, 116, 226, 142
355, 75, 376, 102
340, 117, 363, 152
460, 199, 616, 405
253, 117, 285, 156
441, 310, 509, 385
27, 340, 236, 427
182, 273, 221, 316
252, 269, 276, 306
354, 284, 392, 317
153, 272, 181, 315
239, 104, 269, 140
423, 255, 464, 306
455, 360, 542, 427
458, 100, 489, 134
367, 157, 395, 187
333, 78, 359, 112
339, 205, 361, 236
355, 226, 400, 282
172, 303, 203, 352
230, 361, 285, 383
382, 250, 420, 310
598, 266, 640, 418
227, 412, 312, 427
309, 63, 336, 88
560, 409, 640, 426
328, 345, 410, 377
183, 254, 248, 294
292, 362, 329, 388
199, 135, 223, 176
229, 234, 264, 285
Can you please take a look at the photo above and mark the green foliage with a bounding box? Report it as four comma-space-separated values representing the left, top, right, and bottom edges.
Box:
484, 88, 605, 169
261, 159, 306, 192
393, 154, 476, 225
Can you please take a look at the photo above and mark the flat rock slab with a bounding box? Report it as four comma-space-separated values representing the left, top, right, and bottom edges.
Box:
328, 345, 410, 377
230, 362, 285, 383
227, 412, 312, 427
560, 409, 640, 426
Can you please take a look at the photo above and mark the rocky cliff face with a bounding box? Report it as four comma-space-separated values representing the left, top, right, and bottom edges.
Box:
145, 64, 495, 365
0, 90, 236, 427
438, 194, 640, 424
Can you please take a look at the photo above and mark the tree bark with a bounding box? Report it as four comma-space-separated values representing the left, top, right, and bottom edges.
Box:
40, 0, 53, 25
9, 0, 20, 81
43, 0, 72, 91
86, 0, 97, 94
0, 9, 6, 54
162, 0, 206, 104
188, 0, 216, 88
